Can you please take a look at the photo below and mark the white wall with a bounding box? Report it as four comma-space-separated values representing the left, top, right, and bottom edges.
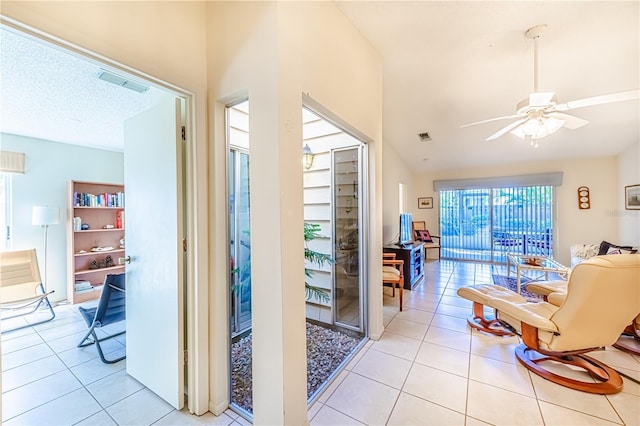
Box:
617, 140, 640, 247
1, 133, 123, 301
411, 156, 619, 266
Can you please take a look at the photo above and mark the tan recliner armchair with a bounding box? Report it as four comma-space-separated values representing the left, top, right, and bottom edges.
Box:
526, 276, 640, 356
457, 254, 640, 394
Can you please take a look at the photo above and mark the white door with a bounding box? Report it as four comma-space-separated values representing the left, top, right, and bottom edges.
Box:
123, 96, 184, 409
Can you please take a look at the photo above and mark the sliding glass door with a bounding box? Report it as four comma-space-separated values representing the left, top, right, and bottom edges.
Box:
440, 186, 554, 262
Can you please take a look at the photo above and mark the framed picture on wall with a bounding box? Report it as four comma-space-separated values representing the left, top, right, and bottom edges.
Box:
625, 184, 640, 210
418, 197, 433, 209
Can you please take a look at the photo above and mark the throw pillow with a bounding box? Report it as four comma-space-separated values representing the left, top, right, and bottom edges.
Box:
598, 240, 637, 255
606, 246, 636, 255
574, 244, 599, 259
415, 229, 432, 242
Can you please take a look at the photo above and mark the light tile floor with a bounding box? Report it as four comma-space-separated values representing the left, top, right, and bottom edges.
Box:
2, 260, 639, 425
309, 260, 640, 426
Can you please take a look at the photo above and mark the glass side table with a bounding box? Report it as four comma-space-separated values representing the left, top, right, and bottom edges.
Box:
506, 254, 570, 294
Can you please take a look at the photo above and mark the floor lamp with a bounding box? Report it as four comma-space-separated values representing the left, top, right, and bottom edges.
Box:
32, 206, 60, 293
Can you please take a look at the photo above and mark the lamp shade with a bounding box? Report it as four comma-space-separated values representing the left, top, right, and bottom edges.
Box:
32, 206, 60, 226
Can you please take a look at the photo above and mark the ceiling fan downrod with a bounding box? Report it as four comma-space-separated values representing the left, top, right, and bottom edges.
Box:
525, 24, 548, 94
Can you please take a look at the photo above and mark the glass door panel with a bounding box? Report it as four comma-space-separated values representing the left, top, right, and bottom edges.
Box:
230, 149, 251, 335
333, 147, 362, 330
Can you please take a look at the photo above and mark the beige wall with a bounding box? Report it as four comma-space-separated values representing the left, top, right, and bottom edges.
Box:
382, 141, 414, 245
207, 2, 382, 423
410, 156, 620, 266
2, 0, 211, 415
617, 141, 640, 247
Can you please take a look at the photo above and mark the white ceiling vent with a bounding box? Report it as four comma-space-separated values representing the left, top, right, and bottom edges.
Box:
418, 132, 431, 142
98, 70, 149, 93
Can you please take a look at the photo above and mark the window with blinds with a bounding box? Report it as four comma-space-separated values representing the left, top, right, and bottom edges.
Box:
439, 186, 553, 262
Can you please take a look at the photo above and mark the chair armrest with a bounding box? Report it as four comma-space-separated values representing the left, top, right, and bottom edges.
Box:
491, 299, 559, 333
524, 280, 567, 297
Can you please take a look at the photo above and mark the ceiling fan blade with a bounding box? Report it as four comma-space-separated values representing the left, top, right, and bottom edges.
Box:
554, 89, 640, 111
529, 92, 555, 107
486, 118, 528, 141
549, 112, 589, 130
460, 114, 521, 128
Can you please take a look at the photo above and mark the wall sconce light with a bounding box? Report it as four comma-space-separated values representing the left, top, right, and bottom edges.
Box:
302, 144, 315, 170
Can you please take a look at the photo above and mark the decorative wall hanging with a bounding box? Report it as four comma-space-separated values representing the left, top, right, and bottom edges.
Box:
625, 184, 640, 210
418, 197, 433, 209
577, 186, 590, 209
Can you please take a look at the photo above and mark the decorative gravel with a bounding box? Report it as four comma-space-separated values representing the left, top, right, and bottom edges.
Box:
231, 321, 361, 413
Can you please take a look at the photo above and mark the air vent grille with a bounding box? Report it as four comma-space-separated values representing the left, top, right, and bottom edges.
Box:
98, 70, 149, 93
418, 132, 431, 142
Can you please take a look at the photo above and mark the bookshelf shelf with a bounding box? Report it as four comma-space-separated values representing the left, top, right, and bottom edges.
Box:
75, 265, 126, 275
73, 206, 124, 210
74, 248, 125, 258
74, 229, 124, 233
67, 180, 125, 304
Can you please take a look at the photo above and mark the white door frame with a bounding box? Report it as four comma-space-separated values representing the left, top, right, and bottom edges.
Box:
0, 16, 208, 415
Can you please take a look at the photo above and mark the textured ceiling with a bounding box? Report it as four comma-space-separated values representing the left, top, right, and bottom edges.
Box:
0, 27, 156, 152
1, 2, 639, 170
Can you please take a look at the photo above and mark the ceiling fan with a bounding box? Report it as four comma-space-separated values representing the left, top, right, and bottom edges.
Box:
461, 24, 640, 146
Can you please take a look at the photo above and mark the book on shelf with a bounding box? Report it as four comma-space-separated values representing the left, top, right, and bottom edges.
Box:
74, 280, 94, 292
73, 191, 125, 208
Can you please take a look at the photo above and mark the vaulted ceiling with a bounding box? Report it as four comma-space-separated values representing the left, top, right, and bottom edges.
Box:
1, 2, 638, 172
336, 1, 639, 172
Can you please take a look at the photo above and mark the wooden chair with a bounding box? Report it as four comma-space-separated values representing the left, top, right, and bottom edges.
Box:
382, 253, 404, 311
412, 221, 441, 261
1, 249, 55, 333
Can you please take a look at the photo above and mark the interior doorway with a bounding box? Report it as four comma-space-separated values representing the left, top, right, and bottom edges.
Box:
0, 21, 195, 417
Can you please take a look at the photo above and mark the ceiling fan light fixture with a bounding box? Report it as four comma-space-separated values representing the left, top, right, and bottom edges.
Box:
511, 115, 565, 140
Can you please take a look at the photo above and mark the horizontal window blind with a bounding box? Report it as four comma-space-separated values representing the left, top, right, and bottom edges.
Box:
0, 151, 25, 174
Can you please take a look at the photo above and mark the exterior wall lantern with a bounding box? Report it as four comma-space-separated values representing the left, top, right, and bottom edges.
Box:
302, 144, 315, 170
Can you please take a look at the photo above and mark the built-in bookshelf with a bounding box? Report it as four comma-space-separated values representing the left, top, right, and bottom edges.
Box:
67, 180, 125, 304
